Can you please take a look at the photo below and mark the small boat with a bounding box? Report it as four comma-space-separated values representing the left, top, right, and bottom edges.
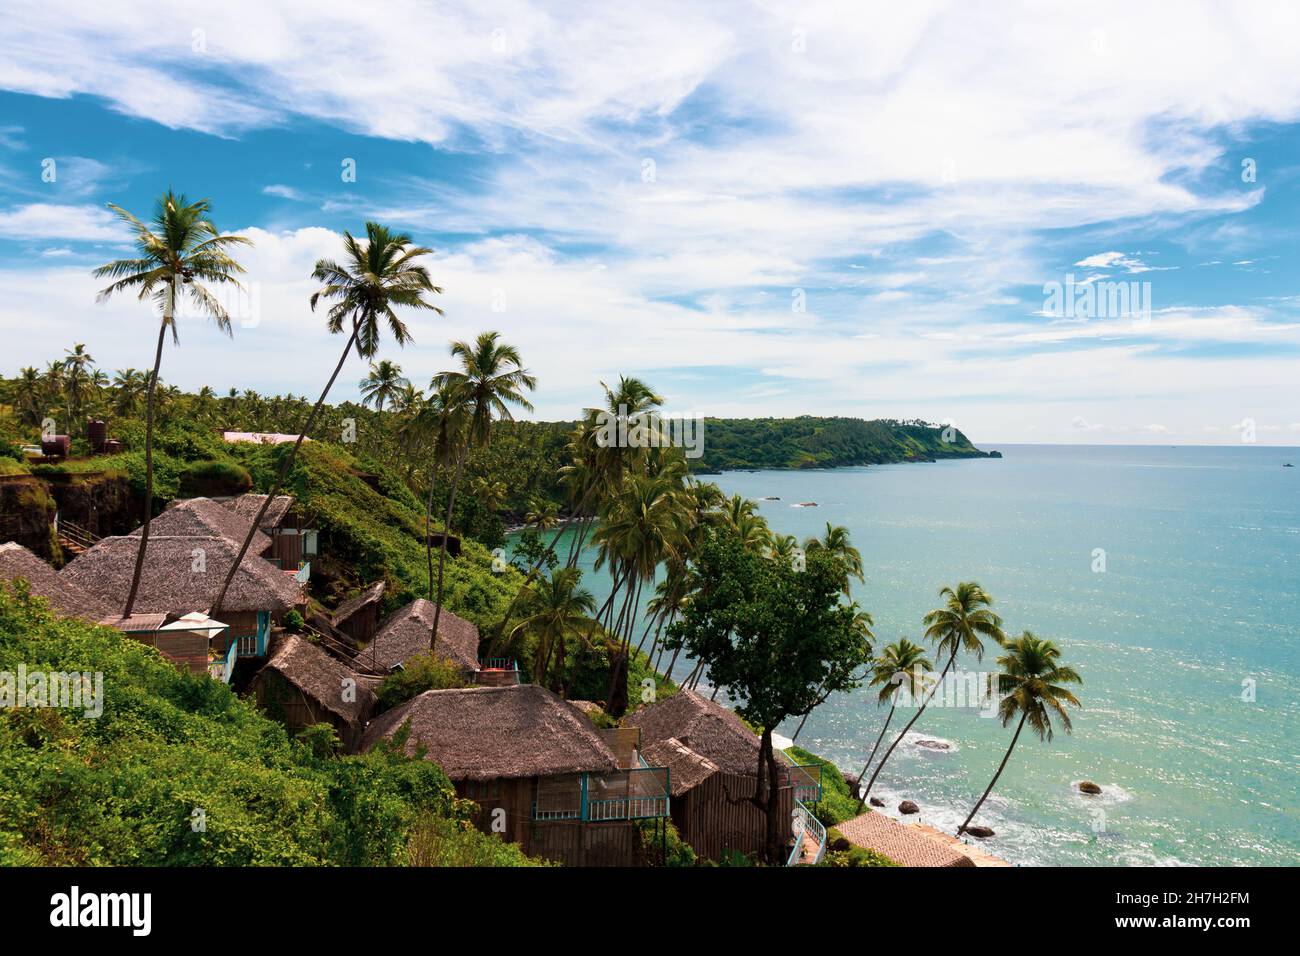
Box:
793, 501, 818, 508
762, 496, 781, 501
1285, 463, 1294, 468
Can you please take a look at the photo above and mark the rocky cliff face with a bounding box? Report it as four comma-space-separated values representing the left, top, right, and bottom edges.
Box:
45, 472, 139, 537
0, 476, 60, 560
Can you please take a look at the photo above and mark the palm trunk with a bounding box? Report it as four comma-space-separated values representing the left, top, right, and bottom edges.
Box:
958, 711, 1027, 834
790, 678, 827, 742
424, 460, 442, 601
430, 448, 467, 652
858, 649, 957, 810
850, 704, 896, 808
121, 315, 170, 617
212, 323, 359, 615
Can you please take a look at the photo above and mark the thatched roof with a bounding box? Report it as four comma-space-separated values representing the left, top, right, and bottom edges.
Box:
224, 493, 297, 529
0, 542, 112, 619
258, 633, 376, 724
360, 684, 621, 781
331, 581, 386, 628
133, 497, 270, 553
625, 690, 762, 776
835, 812, 977, 868
358, 598, 480, 672
60, 534, 302, 614
642, 737, 721, 796
98, 612, 171, 633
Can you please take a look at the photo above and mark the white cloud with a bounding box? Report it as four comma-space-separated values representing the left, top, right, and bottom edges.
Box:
263, 184, 304, 201
0, 203, 128, 241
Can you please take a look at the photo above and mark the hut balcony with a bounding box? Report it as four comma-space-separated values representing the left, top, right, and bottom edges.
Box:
531, 766, 671, 823
473, 657, 522, 687
208, 639, 238, 684
779, 761, 823, 804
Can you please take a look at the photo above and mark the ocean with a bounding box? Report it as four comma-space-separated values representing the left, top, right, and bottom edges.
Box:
520, 444, 1300, 866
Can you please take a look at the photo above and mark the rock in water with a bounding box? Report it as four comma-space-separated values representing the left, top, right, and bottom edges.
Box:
869, 797, 886, 808
915, 739, 951, 751
963, 825, 995, 838
1078, 781, 1102, 795
899, 800, 920, 815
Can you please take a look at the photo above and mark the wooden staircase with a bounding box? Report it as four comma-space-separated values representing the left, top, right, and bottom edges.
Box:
55, 517, 99, 557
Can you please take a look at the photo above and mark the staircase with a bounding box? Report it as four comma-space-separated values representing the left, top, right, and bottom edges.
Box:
55, 516, 99, 557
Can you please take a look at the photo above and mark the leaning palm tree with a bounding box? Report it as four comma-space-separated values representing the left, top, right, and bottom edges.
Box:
524, 497, 559, 530
213, 221, 441, 614
94, 191, 251, 617
859, 582, 1006, 803
428, 332, 535, 646
958, 632, 1081, 834
854, 639, 933, 812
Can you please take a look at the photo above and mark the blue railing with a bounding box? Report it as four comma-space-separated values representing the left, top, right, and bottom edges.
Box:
786, 799, 827, 866
529, 768, 670, 822
294, 561, 310, 584
208, 640, 238, 684
479, 657, 517, 670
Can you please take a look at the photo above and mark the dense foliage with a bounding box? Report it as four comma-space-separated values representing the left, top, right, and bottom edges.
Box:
0, 586, 535, 866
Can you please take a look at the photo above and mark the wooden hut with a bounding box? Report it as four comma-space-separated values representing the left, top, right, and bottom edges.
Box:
330, 581, 386, 645
625, 690, 804, 862
142, 498, 271, 555
253, 633, 377, 750
360, 684, 671, 866
222, 492, 317, 571
354, 598, 480, 674
59, 533, 303, 659
0, 541, 112, 619
99, 611, 235, 682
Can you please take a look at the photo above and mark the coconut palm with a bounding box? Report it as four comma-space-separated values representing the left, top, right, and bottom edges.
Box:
508, 567, 596, 689
359, 359, 409, 414
94, 191, 252, 617
471, 476, 508, 514
213, 221, 441, 614
958, 632, 1081, 834
62, 343, 95, 421
419, 381, 470, 615
805, 523, 864, 592
859, 582, 1006, 803
524, 497, 559, 530
854, 639, 933, 812
428, 332, 536, 646
111, 369, 146, 416
14, 367, 44, 427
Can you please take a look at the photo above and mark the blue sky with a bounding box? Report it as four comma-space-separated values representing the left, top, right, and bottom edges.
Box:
1, 1, 1299, 445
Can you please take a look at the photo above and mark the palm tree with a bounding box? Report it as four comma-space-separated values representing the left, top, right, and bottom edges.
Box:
213, 221, 441, 614
471, 476, 508, 514
94, 191, 251, 617
958, 632, 1081, 834
419, 381, 470, 609
428, 332, 536, 646
805, 523, 864, 592
359, 359, 409, 453
854, 639, 933, 812
508, 567, 597, 688
14, 367, 44, 427
859, 582, 1006, 803
524, 497, 559, 530
62, 343, 95, 421
111, 369, 146, 416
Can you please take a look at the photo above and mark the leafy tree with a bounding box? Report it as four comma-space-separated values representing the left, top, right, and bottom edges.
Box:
666, 528, 871, 863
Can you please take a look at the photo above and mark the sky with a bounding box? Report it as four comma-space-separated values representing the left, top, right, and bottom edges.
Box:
1, 1, 1299, 445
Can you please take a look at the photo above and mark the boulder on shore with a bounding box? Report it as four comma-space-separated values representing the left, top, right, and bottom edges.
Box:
963, 825, 995, 838
829, 836, 851, 853
898, 800, 920, 815
842, 772, 860, 796
1078, 781, 1103, 795
869, 797, 886, 808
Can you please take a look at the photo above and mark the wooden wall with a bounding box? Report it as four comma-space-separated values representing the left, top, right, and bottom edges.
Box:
674, 772, 795, 862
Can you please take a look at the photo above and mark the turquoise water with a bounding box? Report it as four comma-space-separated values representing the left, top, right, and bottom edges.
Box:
521, 445, 1300, 866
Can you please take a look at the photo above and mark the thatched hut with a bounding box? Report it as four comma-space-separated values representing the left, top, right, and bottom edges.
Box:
59, 534, 303, 657
222, 492, 316, 570
330, 581, 386, 645
625, 690, 800, 862
0, 541, 111, 619
253, 633, 377, 750
361, 684, 670, 865
356, 598, 480, 673
140, 498, 270, 553
99, 611, 234, 681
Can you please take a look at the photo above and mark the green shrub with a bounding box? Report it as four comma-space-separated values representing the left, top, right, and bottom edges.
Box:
376, 651, 468, 712
788, 744, 860, 826
405, 814, 551, 866
178, 459, 252, 497
636, 819, 697, 867
817, 827, 899, 867
283, 609, 305, 632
